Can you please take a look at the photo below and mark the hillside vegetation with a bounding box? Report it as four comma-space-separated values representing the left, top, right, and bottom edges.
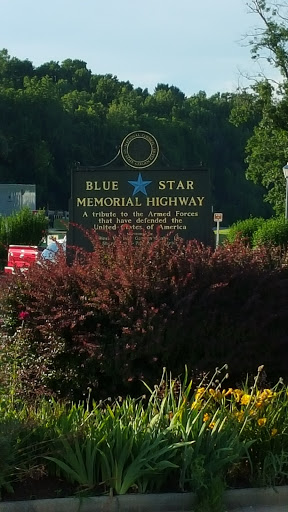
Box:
0, 49, 272, 224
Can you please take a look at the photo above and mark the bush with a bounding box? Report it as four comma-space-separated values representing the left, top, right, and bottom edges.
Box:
252, 216, 288, 248
0, 207, 48, 246
0, 228, 286, 401
0, 208, 48, 269
227, 217, 265, 246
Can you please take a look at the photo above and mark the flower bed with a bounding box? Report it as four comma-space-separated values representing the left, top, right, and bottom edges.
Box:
0, 366, 287, 512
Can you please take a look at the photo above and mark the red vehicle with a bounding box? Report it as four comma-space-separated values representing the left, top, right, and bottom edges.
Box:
4, 237, 66, 274
4, 245, 41, 274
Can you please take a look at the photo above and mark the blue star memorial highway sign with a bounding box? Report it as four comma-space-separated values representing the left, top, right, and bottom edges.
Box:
69, 130, 213, 249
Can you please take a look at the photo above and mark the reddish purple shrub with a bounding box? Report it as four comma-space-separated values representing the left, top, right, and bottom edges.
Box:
0, 228, 286, 400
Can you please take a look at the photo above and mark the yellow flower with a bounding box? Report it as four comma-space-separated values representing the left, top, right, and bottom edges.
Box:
195, 387, 206, 398
241, 394, 251, 405
257, 417, 267, 427
259, 389, 273, 401
235, 410, 244, 422
191, 400, 201, 410
208, 389, 222, 400
271, 428, 278, 437
233, 389, 243, 402
203, 413, 210, 422
224, 388, 233, 396
209, 421, 216, 429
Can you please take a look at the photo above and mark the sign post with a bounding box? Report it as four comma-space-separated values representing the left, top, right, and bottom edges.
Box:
214, 212, 223, 248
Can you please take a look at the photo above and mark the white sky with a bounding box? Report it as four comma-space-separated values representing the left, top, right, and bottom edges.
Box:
0, 0, 274, 97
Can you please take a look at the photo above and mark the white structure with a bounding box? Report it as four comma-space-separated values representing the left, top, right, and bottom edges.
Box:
41, 236, 66, 262
0, 184, 36, 216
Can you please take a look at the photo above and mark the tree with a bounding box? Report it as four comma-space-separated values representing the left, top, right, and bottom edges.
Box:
0, 49, 34, 88
35, 61, 62, 83
231, 1, 288, 213
247, 0, 288, 81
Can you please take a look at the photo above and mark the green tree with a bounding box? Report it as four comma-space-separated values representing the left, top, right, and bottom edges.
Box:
230, 1, 288, 214
247, 0, 288, 80
35, 60, 62, 83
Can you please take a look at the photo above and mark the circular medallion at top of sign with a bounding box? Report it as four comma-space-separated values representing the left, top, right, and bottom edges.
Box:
120, 131, 159, 169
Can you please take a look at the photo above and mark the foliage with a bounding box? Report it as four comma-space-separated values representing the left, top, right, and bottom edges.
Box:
247, 0, 288, 80
230, 1, 288, 214
0, 49, 271, 223
252, 215, 288, 247
227, 214, 288, 250
0, 207, 47, 245
0, 229, 286, 402
0, 367, 287, 506
46, 437, 102, 493
0, 430, 16, 497
227, 216, 265, 245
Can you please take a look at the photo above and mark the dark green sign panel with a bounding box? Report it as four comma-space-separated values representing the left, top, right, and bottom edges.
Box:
69, 167, 213, 249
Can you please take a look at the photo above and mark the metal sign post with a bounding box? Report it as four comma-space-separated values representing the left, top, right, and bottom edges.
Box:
214, 212, 223, 248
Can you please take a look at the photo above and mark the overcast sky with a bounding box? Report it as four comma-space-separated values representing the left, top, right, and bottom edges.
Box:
1, 0, 273, 97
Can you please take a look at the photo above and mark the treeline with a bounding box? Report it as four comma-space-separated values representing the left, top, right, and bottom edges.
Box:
0, 49, 271, 224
